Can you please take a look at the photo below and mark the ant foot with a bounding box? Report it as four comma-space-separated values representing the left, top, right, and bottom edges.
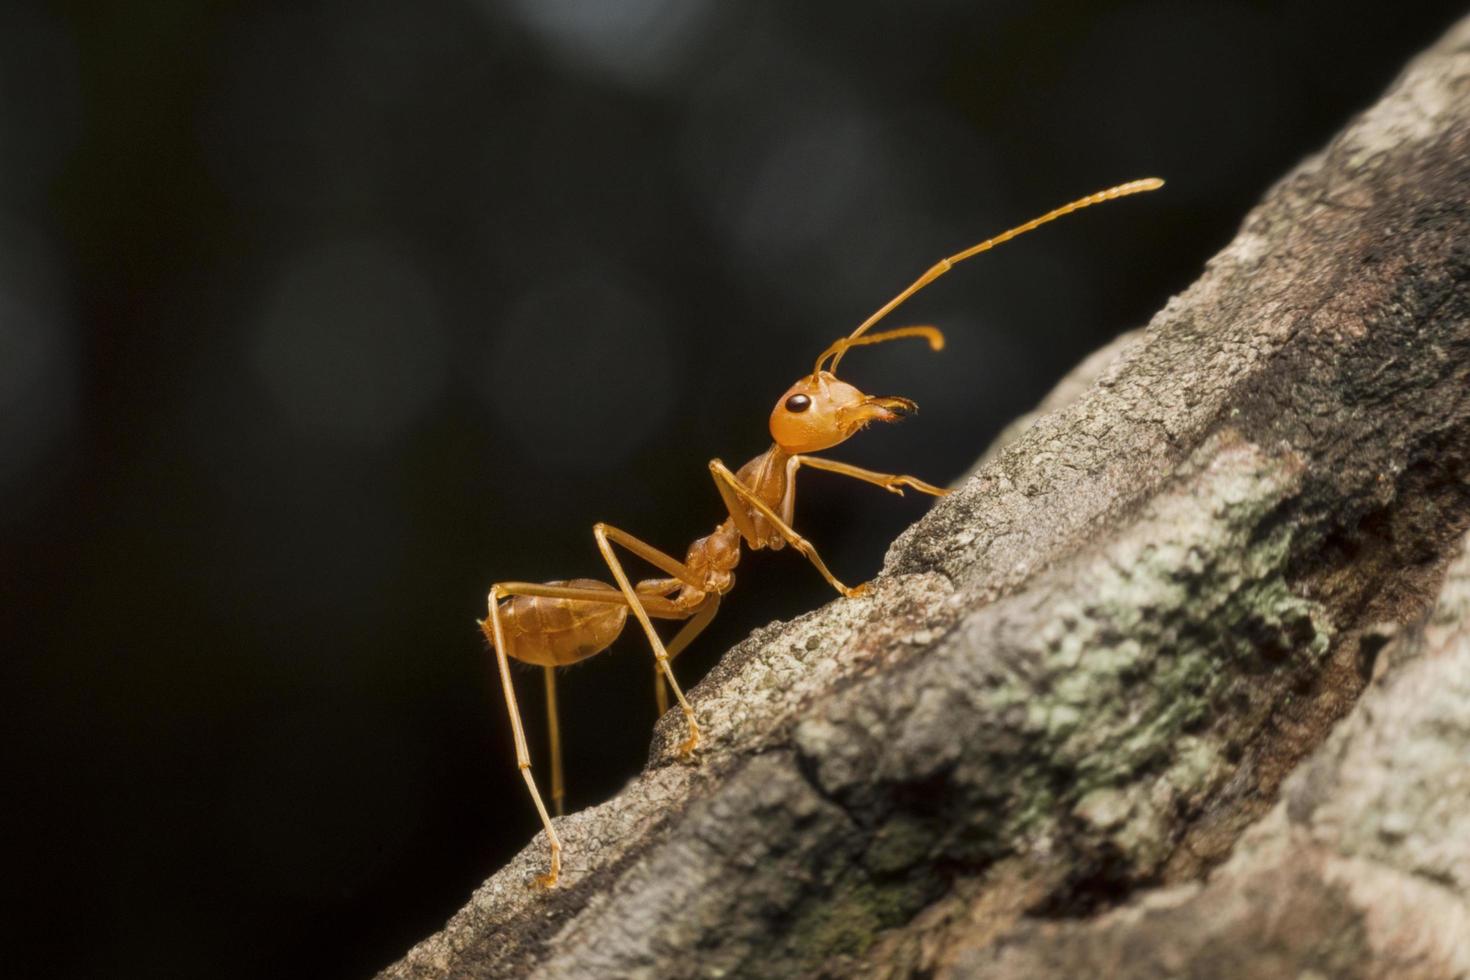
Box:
676, 707, 702, 760
902, 478, 951, 497
844, 581, 873, 599
533, 870, 559, 890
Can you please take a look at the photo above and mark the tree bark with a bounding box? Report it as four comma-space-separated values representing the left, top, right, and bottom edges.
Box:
947, 529, 1470, 979
382, 16, 1470, 979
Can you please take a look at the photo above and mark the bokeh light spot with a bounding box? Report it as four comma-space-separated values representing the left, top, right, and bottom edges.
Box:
0, 6, 82, 204
250, 239, 448, 446
491, 0, 721, 87
0, 288, 74, 494
483, 271, 675, 471
0, 225, 75, 507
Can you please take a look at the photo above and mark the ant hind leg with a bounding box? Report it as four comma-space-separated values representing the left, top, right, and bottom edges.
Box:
483, 584, 562, 888
543, 666, 564, 817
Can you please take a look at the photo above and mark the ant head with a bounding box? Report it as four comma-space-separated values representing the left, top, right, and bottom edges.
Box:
768, 325, 942, 454
766, 178, 1166, 457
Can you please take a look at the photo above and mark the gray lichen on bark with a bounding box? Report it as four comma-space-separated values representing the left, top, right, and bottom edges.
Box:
949, 531, 1470, 979
382, 15, 1470, 979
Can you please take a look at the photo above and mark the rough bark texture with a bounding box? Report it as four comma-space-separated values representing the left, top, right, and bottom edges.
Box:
382, 17, 1470, 979
949, 534, 1470, 979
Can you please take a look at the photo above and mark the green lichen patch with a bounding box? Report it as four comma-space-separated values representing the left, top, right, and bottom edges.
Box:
800, 434, 1336, 909
990, 442, 1330, 874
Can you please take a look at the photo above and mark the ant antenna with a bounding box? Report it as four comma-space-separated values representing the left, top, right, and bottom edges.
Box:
823, 178, 1164, 376
814, 325, 945, 376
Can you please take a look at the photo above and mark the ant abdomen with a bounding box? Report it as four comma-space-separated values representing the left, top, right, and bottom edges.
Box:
489, 579, 628, 667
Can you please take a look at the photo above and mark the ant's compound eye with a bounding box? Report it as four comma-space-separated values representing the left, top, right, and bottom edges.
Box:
785, 393, 812, 413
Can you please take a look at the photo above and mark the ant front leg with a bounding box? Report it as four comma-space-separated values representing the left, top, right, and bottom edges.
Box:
786, 455, 951, 498
708, 459, 869, 599
592, 523, 707, 759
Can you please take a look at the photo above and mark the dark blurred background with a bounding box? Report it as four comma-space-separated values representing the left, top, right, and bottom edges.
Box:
3, 1, 1464, 977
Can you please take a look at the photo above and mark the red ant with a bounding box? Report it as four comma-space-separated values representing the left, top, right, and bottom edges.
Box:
479, 178, 1164, 886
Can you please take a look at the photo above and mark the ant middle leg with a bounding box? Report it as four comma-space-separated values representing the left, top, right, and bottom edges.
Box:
654, 593, 721, 717
593, 523, 708, 759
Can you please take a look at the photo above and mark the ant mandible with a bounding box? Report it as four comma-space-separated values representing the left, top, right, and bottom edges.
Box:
479, 178, 1164, 887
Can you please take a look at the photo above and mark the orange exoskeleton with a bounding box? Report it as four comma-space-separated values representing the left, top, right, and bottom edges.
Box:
479, 178, 1164, 887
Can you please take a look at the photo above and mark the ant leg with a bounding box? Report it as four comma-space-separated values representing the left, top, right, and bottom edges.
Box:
709, 460, 867, 599
596, 524, 707, 589
543, 666, 564, 817
484, 580, 691, 619
654, 594, 721, 717
789, 455, 951, 498
710, 468, 766, 545
587, 524, 712, 721
593, 524, 705, 758
484, 584, 562, 888
480, 578, 691, 869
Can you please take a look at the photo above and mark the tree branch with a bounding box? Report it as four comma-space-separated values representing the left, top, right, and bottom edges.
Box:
381, 15, 1470, 978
